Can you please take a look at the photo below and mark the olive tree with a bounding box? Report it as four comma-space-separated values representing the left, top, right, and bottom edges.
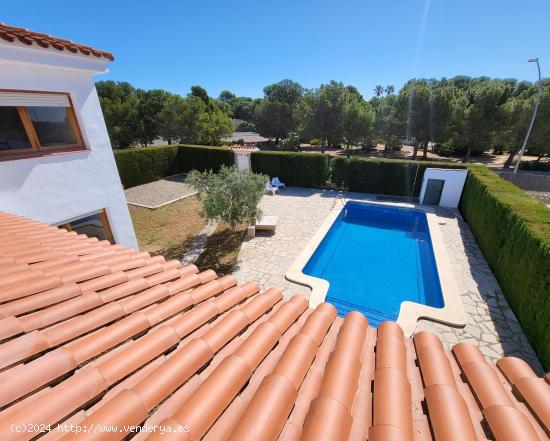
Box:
187, 166, 267, 229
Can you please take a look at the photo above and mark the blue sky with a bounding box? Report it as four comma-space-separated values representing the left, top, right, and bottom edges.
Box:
3, 0, 549, 98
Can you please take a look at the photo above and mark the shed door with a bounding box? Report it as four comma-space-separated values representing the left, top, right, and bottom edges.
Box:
424, 179, 445, 205
235, 153, 251, 171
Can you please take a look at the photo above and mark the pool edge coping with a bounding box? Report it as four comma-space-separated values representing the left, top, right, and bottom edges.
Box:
285, 199, 466, 336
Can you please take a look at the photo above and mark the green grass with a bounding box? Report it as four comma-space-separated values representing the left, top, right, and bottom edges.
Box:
128, 196, 206, 260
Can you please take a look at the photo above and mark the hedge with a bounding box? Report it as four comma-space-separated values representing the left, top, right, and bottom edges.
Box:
251, 151, 330, 187
460, 165, 550, 369
332, 156, 467, 197
114, 145, 234, 188
519, 160, 550, 172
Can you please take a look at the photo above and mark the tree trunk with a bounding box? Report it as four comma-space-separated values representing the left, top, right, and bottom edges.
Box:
167, 138, 172, 145
412, 145, 419, 160
504, 149, 517, 168
536, 153, 543, 162
462, 146, 472, 163
346, 145, 351, 158
422, 142, 428, 160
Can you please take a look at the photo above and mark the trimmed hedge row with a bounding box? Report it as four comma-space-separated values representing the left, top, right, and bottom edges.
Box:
460, 165, 550, 369
250, 151, 330, 188
114, 145, 234, 188
332, 156, 467, 197
519, 160, 550, 172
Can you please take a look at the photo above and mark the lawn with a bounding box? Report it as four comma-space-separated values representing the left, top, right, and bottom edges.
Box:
128, 196, 207, 260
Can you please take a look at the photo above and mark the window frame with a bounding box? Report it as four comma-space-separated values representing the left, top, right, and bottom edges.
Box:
0, 89, 87, 160
59, 209, 115, 244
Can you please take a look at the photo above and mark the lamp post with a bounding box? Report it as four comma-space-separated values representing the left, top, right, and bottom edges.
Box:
514, 58, 542, 173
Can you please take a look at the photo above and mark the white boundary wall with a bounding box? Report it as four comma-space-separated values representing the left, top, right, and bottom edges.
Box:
419, 168, 468, 208
0, 40, 138, 248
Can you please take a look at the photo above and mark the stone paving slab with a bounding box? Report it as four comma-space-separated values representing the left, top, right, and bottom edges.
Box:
124, 173, 197, 209
231, 187, 543, 373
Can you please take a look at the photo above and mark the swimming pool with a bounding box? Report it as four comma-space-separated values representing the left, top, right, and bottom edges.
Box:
302, 202, 444, 326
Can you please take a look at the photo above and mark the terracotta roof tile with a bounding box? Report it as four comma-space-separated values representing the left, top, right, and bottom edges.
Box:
0, 22, 114, 60
0, 210, 548, 440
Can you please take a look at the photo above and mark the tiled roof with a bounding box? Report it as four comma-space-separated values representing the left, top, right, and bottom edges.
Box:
231, 147, 259, 154
0, 210, 549, 441
0, 23, 114, 61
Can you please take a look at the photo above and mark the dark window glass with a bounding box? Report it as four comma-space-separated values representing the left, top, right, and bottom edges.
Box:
0, 107, 31, 150
27, 106, 77, 147
66, 213, 108, 241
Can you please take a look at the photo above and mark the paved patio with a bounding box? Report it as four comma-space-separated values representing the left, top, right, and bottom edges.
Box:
124, 173, 196, 209
232, 187, 543, 372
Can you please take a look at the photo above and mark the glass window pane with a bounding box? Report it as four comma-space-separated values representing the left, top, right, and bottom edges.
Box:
27, 106, 77, 147
0, 107, 32, 150
67, 213, 107, 241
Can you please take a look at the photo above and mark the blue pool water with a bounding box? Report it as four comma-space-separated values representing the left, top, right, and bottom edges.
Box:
303, 202, 444, 326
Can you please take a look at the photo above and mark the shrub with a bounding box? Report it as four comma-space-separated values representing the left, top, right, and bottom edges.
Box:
389, 138, 402, 151
279, 132, 301, 151
492, 145, 505, 155
175, 145, 234, 174
332, 157, 466, 196
114, 144, 234, 188
251, 151, 329, 187
114, 145, 179, 188
235, 121, 256, 132
188, 165, 266, 228
236, 139, 245, 146
519, 160, 550, 172
309, 138, 323, 146
432, 142, 455, 157
460, 165, 550, 369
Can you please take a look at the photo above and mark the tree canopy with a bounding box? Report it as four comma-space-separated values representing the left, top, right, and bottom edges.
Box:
187, 165, 267, 228
254, 80, 304, 142
96, 81, 232, 147
97, 76, 550, 164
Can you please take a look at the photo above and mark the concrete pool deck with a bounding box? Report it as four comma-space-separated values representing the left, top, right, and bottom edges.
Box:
232, 187, 543, 372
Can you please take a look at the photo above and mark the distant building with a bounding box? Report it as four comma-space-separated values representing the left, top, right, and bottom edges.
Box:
0, 23, 137, 248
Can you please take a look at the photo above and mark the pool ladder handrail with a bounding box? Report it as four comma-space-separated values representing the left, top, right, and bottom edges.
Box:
332, 193, 347, 209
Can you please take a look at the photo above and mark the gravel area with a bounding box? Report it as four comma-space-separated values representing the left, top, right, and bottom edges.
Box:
124, 174, 197, 209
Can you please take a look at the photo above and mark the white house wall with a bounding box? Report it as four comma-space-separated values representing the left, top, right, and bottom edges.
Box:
0, 55, 138, 249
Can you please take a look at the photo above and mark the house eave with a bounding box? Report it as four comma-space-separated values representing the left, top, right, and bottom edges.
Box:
0, 40, 111, 74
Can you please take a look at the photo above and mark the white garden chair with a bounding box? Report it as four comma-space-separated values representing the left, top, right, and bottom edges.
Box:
265, 181, 278, 195
271, 177, 285, 189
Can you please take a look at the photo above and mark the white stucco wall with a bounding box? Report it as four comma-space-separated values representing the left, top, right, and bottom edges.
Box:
0, 42, 138, 248
419, 168, 468, 208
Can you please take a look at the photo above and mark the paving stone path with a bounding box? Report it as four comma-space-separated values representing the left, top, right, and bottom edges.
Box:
181, 221, 218, 265
232, 187, 543, 372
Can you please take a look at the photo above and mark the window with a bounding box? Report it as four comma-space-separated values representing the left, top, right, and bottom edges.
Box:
0, 107, 32, 150
60, 210, 115, 244
0, 90, 85, 159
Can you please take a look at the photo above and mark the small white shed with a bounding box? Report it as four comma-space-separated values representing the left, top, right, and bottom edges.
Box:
419, 168, 468, 208
232, 146, 258, 171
